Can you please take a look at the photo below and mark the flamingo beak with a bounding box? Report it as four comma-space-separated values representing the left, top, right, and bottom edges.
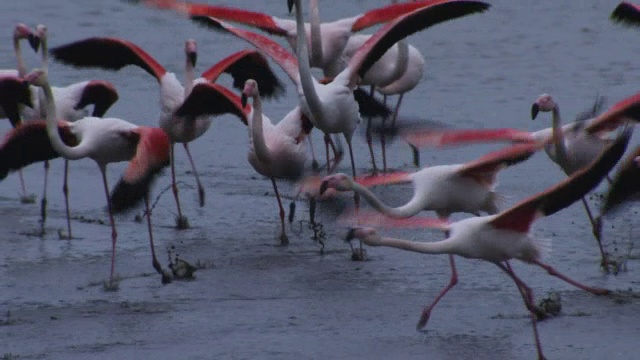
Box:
188, 52, 197, 68
531, 103, 540, 120
345, 228, 357, 242
241, 93, 248, 108
28, 34, 40, 52
287, 0, 294, 13
319, 180, 329, 195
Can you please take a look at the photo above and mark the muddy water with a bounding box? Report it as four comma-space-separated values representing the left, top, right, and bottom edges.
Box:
1, 1, 639, 359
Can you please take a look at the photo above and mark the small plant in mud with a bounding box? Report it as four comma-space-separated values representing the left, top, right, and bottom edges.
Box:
166, 245, 197, 280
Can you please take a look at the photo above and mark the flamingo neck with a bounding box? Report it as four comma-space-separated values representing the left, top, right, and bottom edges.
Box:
366, 234, 457, 255
40, 36, 49, 72
389, 40, 409, 84
249, 92, 270, 163
309, 0, 323, 66
349, 179, 426, 218
184, 56, 195, 97
42, 75, 84, 160
294, 0, 323, 120
14, 37, 26, 77
550, 106, 568, 163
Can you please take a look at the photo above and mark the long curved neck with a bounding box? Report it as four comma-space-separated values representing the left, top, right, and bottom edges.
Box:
249, 93, 270, 163
389, 40, 409, 84
41, 76, 84, 160
40, 37, 49, 72
184, 56, 195, 96
367, 235, 457, 255
308, 0, 323, 66
14, 37, 27, 77
349, 180, 426, 218
550, 106, 568, 163
294, 0, 323, 117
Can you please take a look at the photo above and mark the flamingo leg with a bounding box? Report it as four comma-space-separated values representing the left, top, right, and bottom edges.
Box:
345, 135, 364, 260
270, 177, 289, 246
39, 160, 50, 236
383, 93, 405, 173
169, 143, 187, 229
144, 193, 172, 284
531, 259, 610, 295
307, 136, 319, 171
495, 262, 545, 360
417, 254, 458, 330
100, 165, 118, 288
62, 160, 72, 239
182, 142, 205, 207
580, 197, 609, 269
380, 95, 388, 173
323, 133, 332, 173
365, 86, 379, 174
327, 135, 344, 172
18, 168, 28, 199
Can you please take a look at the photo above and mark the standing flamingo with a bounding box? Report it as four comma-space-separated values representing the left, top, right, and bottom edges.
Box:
25, 68, 172, 288
345, 128, 631, 360
50, 36, 284, 228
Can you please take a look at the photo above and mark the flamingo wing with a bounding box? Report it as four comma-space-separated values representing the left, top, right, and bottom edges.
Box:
110, 127, 170, 213
74, 80, 120, 117
0, 120, 76, 179
404, 128, 535, 149
351, 0, 464, 31
0, 76, 33, 127
457, 143, 542, 186
585, 92, 640, 134
50, 37, 167, 81
340, 209, 450, 231
611, 2, 640, 26
347, 1, 490, 86
601, 145, 640, 215
175, 82, 248, 125
200, 49, 285, 99
490, 128, 632, 233
353, 88, 392, 118
190, 16, 300, 85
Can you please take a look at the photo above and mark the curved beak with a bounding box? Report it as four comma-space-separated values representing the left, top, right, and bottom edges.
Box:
287, 0, 294, 13
241, 93, 247, 108
319, 180, 328, 195
188, 52, 197, 68
28, 34, 40, 52
531, 103, 539, 120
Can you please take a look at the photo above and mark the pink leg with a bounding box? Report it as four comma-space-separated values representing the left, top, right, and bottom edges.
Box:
271, 177, 289, 246
39, 160, 50, 236
323, 133, 332, 173
417, 254, 458, 330
365, 86, 378, 174
326, 135, 343, 173
496, 262, 545, 360
580, 197, 609, 270
18, 168, 28, 199
100, 165, 118, 287
532, 259, 610, 295
144, 193, 171, 284
183, 142, 205, 207
307, 136, 319, 171
169, 143, 187, 229
62, 160, 72, 239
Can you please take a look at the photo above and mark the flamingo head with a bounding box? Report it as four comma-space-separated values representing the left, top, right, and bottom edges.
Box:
345, 227, 378, 243
531, 93, 557, 120
319, 173, 353, 195
14, 24, 39, 52
287, 0, 295, 13
185, 39, 197, 68
32, 24, 47, 52
241, 79, 259, 108
23, 68, 48, 88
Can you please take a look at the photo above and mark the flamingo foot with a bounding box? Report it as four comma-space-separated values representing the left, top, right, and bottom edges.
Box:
20, 194, 37, 204
103, 276, 120, 292
175, 215, 190, 230
416, 310, 431, 331
279, 233, 290, 246
350, 246, 367, 261
311, 159, 320, 171
198, 186, 205, 207
57, 228, 73, 240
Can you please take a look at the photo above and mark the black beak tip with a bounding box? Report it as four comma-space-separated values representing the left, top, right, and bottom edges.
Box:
28, 34, 40, 52
189, 52, 197, 68
287, 0, 294, 13
319, 180, 328, 195
345, 228, 357, 242
241, 94, 247, 108
531, 104, 539, 120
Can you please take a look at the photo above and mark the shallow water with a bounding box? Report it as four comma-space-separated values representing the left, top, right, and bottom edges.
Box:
1, 1, 639, 359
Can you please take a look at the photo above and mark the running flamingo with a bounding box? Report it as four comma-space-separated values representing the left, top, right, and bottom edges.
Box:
345, 128, 631, 360
50, 36, 283, 228
25, 68, 172, 288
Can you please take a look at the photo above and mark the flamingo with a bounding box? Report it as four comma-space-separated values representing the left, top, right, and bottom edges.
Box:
320, 142, 540, 319
50, 36, 284, 228
345, 128, 632, 360
611, 2, 640, 26
0, 23, 38, 81
25, 68, 172, 288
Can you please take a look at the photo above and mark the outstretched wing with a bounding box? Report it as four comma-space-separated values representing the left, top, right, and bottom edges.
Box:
601, 145, 640, 215
175, 82, 248, 125
457, 143, 542, 186
611, 2, 640, 27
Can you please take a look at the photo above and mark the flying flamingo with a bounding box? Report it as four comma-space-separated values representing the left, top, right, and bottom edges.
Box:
611, 2, 640, 26
345, 128, 632, 360
320, 142, 540, 319
50, 36, 284, 228
25, 68, 172, 288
